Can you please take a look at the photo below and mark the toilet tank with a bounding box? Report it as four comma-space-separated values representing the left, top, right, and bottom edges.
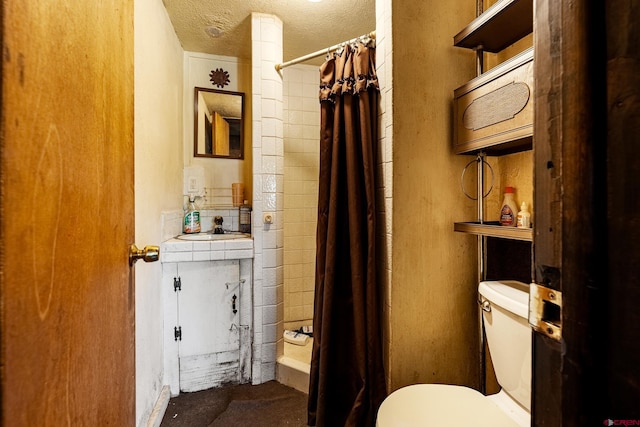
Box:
479, 280, 531, 412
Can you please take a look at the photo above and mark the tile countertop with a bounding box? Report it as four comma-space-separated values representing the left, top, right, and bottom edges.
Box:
161, 236, 254, 263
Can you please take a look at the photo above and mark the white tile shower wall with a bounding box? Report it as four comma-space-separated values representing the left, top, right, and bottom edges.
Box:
375, 0, 393, 387
377, 0, 392, 306
251, 13, 284, 385
283, 64, 319, 329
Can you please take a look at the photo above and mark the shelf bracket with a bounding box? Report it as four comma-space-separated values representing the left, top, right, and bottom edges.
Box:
474, 45, 484, 75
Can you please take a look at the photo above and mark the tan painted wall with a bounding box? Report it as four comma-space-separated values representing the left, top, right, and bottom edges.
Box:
386, 0, 482, 392
183, 53, 252, 202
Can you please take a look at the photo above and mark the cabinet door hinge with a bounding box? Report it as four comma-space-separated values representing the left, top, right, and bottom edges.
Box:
174, 326, 182, 341
174, 277, 182, 292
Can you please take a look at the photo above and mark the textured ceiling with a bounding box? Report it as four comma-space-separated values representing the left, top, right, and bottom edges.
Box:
162, 0, 375, 66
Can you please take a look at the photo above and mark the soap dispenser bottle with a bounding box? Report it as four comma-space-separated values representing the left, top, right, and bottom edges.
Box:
183, 195, 201, 234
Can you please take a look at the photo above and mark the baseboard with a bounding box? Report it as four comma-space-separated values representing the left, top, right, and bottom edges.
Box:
146, 385, 171, 427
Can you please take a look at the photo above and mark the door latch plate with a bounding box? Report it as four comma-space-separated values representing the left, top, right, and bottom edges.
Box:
529, 283, 562, 341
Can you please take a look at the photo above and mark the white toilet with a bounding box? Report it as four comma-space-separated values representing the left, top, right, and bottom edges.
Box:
376, 280, 531, 427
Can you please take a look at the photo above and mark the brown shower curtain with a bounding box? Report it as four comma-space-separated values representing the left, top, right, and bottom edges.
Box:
307, 40, 386, 427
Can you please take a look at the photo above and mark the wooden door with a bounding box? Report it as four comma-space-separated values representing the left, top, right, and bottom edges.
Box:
1, 0, 135, 425
533, 0, 640, 425
177, 260, 241, 392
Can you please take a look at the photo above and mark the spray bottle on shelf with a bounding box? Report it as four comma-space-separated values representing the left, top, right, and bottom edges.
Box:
500, 186, 519, 227
183, 195, 201, 234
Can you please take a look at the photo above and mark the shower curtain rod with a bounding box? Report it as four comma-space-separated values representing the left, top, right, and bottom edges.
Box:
275, 30, 376, 71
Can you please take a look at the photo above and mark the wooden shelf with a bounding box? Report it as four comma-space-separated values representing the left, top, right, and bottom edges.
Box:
453, 0, 533, 52
465, 136, 532, 156
454, 221, 533, 241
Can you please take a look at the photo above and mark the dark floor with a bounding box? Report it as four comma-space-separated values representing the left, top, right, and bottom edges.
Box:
160, 381, 309, 427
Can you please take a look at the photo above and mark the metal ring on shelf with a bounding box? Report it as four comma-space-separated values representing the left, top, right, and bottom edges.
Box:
460, 157, 494, 200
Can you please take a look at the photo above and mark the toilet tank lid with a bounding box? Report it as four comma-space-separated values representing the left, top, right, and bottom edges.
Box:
478, 280, 529, 319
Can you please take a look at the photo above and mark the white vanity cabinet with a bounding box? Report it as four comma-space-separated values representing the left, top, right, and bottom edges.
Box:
161, 237, 253, 395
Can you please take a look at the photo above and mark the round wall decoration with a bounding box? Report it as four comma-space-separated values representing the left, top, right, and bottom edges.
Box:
209, 68, 230, 88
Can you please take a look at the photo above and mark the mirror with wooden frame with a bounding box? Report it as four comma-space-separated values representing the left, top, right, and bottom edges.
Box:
194, 87, 244, 159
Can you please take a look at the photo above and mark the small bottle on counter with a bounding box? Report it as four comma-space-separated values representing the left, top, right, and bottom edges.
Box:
183, 195, 201, 234
239, 200, 252, 234
517, 202, 531, 229
500, 187, 519, 227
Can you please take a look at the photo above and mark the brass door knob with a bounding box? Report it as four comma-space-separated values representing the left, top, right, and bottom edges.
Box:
129, 244, 160, 266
